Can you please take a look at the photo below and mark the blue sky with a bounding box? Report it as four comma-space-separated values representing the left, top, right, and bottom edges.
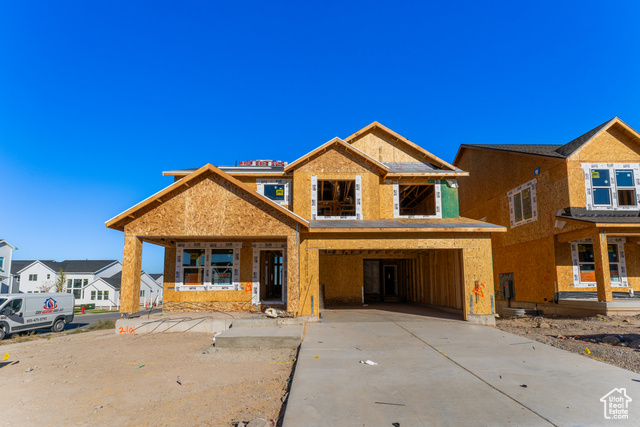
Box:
1, 1, 639, 273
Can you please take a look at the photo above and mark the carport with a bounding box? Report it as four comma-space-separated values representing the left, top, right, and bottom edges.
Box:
320, 249, 464, 314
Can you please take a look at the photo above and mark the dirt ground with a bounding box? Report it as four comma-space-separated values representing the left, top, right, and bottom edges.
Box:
496, 314, 640, 373
0, 330, 295, 426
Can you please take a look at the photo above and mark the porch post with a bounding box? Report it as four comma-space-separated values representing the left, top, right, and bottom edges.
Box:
120, 232, 143, 313
592, 231, 613, 302
286, 234, 300, 315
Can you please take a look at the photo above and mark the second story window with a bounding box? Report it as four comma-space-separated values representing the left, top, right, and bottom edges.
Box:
583, 164, 640, 210
29, 274, 38, 281
393, 181, 442, 218
257, 179, 291, 206
311, 176, 362, 220
507, 179, 537, 228
0, 257, 4, 270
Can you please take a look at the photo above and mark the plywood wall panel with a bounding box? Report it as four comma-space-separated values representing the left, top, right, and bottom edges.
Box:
126, 172, 298, 238
349, 129, 426, 162
120, 233, 143, 314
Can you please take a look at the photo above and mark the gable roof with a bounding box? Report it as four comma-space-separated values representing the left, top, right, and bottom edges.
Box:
13, 260, 119, 275
11, 260, 38, 274
455, 117, 640, 163
344, 121, 456, 171
284, 137, 389, 174
106, 163, 309, 231
0, 240, 17, 250
150, 273, 163, 280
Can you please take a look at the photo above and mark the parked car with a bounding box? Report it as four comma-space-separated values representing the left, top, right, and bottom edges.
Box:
0, 293, 75, 340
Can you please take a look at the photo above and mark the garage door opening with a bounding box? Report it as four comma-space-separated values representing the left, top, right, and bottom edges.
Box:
320, 249, 464, 316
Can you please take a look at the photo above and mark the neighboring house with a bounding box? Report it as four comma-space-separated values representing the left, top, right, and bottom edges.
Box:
0, 240, 17, 293
13, 260, 121, 295
454, 117, 640, 316
150, 274, 164, 302
106, 122, 505, 323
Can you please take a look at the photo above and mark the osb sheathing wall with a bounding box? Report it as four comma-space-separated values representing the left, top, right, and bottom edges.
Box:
302, 232, 495, 318
567, 126, 640, 207
348, 128, 427, 163
456, 148, 570, 249
293, 148, 382, 220
122, 171, 302, 314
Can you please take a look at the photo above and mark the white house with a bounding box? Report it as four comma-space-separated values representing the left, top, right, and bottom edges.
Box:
13, 260, 121, 296
0, 240, 17, 293
78, 271, 163, 309
10, 258, 164, 311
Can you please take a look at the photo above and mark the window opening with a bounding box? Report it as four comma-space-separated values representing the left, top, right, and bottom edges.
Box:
616, 170, 636, 206
183, 249, 205, 286
211, 249, 233, 286
508, 179, 537, 228
317, 180, 356, 217
398, 184, 436, 216
571, 238, 628, 287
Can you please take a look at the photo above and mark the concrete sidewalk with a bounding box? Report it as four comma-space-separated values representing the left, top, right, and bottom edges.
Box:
284, 307, 640, 426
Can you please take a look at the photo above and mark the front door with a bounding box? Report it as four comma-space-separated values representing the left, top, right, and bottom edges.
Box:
383, 265, 397, 296
260, 250, 283, 301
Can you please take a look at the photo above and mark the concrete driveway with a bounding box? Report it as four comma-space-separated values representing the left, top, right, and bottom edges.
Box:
283, 306, 640, 426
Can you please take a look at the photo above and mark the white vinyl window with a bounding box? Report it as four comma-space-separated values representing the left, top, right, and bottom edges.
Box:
175, 242, 242, 291
582, 163, 640, 210
507, 179, 537, 228
570, 238, 628, 287
29, 274, 38, 281
0, 257, 4, 270
311, 175, 362, 220
257, 179, 291, 206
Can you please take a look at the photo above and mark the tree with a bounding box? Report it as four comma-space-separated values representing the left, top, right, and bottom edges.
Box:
38, 282, 53, 293
54, 268, 66, 293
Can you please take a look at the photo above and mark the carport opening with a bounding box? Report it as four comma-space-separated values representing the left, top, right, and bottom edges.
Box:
319, 249, 465, 318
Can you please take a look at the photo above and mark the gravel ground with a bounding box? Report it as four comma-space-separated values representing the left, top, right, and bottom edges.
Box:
496, 314, 640, 373
0, 330, 295, 426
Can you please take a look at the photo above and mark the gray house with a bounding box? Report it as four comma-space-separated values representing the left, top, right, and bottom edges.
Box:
0, 240, 17, 293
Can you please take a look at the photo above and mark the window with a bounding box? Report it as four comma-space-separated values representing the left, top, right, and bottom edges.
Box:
257, 179, 291, 206
8, 299, 22, 313
507, 179, 537, 228
104, 291, 109, 301
66, 278, 83, 299
311, 176, 362, 219
571, 238, 628, 287
211, 249, 233, 286
393, 182, 441, 218
175, 242, 242, 291
139, 290, 145, 298
183, 249, 205, 286
0, 257, 4, 270
29, 274, 38, 281
47, 274, 50, 279
98, 291, 103, 300
91, 291, 96, 300
583, 164, 640, 210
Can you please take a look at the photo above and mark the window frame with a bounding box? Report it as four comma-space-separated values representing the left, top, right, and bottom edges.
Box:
392, 180, 442, 219
175, 242, 242, 291
507, 179, 538, 228
29, 274, 38, 281
582, 163, 640, 210
311, 175, 363, 220
570, 238, 628, 287
257, 179, 291, 206
0, 257, 4, 270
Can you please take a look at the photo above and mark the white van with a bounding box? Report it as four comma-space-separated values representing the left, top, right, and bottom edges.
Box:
0, 293, 75, 340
